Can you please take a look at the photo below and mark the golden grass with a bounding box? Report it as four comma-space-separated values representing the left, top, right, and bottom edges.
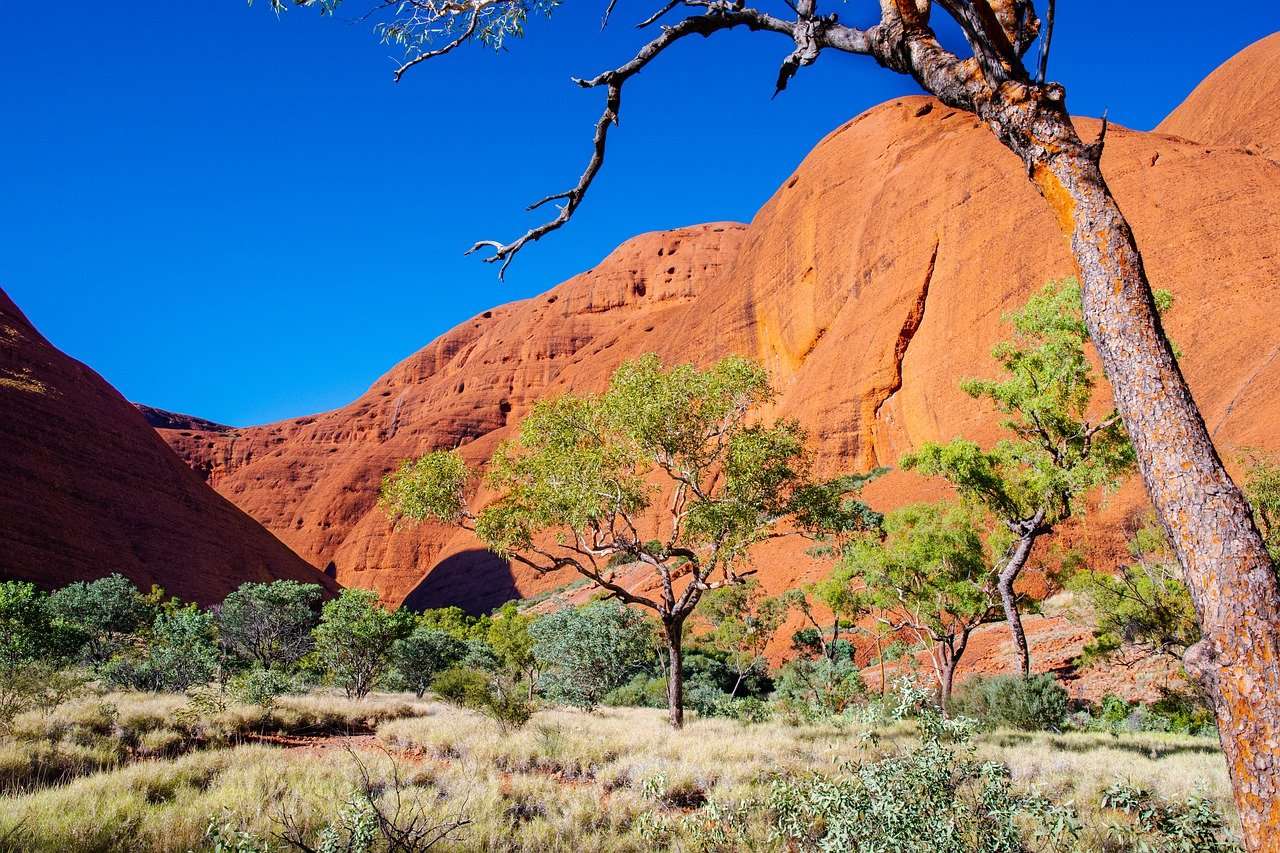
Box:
0, 694, 1234, 852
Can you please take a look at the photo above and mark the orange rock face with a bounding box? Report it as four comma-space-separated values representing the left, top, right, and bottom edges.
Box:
0, 289, 336, 605
1157, 32, 1280, 159
158, 41, 1280, 636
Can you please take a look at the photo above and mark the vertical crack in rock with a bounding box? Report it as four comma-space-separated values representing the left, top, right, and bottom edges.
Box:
863, 239, 939, 468
386, 391, 407, 441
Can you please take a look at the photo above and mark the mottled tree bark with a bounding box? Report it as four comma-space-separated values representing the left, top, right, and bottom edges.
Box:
997, 533, 1036, 677
664, 617, 686, 729
979, 86, 1280, 848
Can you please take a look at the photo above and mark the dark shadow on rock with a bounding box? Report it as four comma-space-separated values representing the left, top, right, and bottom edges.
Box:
401, 549, 518, 615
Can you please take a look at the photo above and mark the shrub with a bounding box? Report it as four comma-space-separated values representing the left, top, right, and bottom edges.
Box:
0, 663, 86, 732
1101, 783, 1241, 852
529, 602, 651, 710
432, 666, 532, 733
217, 580, 323, 670
766, 686, 1078, 853
47, 573, 152, 667
230, 667, 295, 710
950, 673, 1070, 731
773, 654, 866, 721
102, 606, 219, 692
390, 626, 467, 698
313, 590, 414, 698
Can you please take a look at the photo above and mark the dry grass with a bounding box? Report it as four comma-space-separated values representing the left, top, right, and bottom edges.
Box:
0, 693, 1233, 852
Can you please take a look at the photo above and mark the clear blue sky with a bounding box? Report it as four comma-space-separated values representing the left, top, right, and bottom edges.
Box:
2, 3, 1277, 427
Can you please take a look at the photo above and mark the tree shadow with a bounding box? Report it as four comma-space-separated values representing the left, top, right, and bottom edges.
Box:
401, 549, 518, 616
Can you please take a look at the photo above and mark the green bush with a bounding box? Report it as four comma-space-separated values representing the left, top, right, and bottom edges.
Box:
230, 667, 295, 709
529, 602, 651, 710
773, 655, 866, 721
432, 666, 532, 733
950, 674, 1070, 731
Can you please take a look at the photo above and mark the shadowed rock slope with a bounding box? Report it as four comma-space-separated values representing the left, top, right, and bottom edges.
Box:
0, 289, 336, 605
160, 41, 1280, 614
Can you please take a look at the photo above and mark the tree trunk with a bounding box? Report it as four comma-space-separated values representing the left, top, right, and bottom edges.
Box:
664, 619, 685, 729
986, 89, 1280, 846
939, 657, 955, 710
998, 533, 1037, 677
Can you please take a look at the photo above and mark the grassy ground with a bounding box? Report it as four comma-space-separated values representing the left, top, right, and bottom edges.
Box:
0, 691, 1232, 852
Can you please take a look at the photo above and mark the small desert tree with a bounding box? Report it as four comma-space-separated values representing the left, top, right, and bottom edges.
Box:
313, 589, 414, 699
1242, 450, 1280, 563
391, 625, 468, 698
902, 279, 1135, 676
382, 354, 880, 727
841, 502, 1002, 707
699, 579, 786, 698
47, 573, 153, 668
218, 580, 324, 671
1071, 518, 1200, 668
530, 601, 652, 710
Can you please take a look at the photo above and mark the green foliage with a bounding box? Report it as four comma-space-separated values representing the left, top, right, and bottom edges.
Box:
0, 663, 86, 732
950, 674, 1070, 731
486, 601, 535, 679
1070, 520, 1200, 665
432, 666, 533, 733
697, 580, 786, 696
0, 581, 78, 668
766, 682, 1079, 853
383, 354, 877, 565
217, 580, 323, 670
102, 605, 220, 692
47, 573, 153, 667
313, 590, 414, 699
843, 503, 998, 646
1081, 692, 1216, 737
1101, 783, 1241, 852
229, 667, 295, 710
774, 653, 867, 721
391, 627, 468, 698
416, 606, 491, 641
1241, 448, 1280, 562
902, 278, 1136, 532
529, 602, 651, 710
381, 451, 470, 526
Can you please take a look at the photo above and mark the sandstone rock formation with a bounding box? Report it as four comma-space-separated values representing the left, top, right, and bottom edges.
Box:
1157, 31, 1280, 160
157, 37, 1280, 625
0, 288, 336, 605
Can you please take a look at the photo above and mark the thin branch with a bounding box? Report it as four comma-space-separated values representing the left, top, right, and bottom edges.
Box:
1035, 0, 1055, 83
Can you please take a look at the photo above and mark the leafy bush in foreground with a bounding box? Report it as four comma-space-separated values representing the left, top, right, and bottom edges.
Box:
530, 602, 651, 710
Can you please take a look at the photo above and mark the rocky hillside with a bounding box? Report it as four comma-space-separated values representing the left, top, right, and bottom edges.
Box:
0, 288, 336, 605
157, 36, 1280, 620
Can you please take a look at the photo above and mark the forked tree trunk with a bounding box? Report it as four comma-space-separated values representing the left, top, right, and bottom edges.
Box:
998, 534, 1037, 678
984, 87, 1280, 845
664, 617, 685, 729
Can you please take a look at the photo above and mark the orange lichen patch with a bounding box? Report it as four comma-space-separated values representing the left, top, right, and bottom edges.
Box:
1031, 163, 1077, 234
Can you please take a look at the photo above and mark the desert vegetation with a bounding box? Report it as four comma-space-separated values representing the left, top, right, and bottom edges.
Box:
3, 285, 1276, 850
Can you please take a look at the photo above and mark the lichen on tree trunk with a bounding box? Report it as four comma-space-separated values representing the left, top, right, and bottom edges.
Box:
986, 87, 1280, 847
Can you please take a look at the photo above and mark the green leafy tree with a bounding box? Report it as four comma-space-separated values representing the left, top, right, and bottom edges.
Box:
902, 279, 1138, 675
47, 573, 153, 667
217, 580, 323, 671
841, 503, 1002, 707
102, 604, 220, 692
486, 601, 537, 696
1070, 518, 1200, 667
529, 601, 652, 710
698, 579, 785, 698
391, 626, 468, 698
382, 355, 881, 727
416, 606, 490, 641
0, 582, 85, 729
313, 590, 414, 698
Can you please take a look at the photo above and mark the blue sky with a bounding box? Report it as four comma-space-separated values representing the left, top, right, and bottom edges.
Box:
3, 3, 1278, 426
